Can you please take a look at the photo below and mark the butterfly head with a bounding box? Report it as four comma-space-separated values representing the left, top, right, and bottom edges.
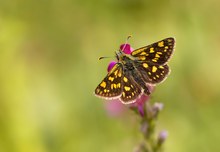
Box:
115, 50, 124, 61
116, 50, 131, 63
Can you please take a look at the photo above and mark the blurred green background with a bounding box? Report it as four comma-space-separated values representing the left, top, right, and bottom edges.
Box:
0, 0, 220, 151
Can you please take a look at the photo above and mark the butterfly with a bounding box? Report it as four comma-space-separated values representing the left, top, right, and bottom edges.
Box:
95, 37, 175, 104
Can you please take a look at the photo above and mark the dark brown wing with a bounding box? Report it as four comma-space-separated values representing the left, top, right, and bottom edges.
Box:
135, 61, 170, 84
120, 71, 142, 104
95, 64, 123, 100
131, 37, 175, 65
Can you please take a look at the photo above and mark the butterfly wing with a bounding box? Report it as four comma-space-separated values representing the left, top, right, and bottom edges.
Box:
135, 62, 170, 84
95, 63, 123, 99
131, 37, 175, 65
120, 72, 142, 104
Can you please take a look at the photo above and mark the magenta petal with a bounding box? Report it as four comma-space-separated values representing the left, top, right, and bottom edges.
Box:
120, 44, 133, 54
138, 104, 145, 117
107, 61, 116, 72
137, 94, 150, 103
136, 95, 149, 117
129, 94, 150, 117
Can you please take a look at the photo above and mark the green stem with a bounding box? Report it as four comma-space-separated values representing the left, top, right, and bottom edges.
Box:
142, 102, 162, 152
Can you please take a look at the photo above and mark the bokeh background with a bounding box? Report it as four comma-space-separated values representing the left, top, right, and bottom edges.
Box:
0, 0, 220, 151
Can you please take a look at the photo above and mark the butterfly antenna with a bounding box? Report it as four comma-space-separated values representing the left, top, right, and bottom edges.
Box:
99, 35, 132, 60
98, 56, 113, 60
121, 35, 132, 52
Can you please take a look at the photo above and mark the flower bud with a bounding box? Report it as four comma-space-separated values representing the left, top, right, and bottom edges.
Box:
158, 130, 168, 145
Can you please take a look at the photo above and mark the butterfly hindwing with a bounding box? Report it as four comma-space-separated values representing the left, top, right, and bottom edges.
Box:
120, 72, 142, 104
136, 62, 170, 84
131, 37, 175, 65
95, 64, 123, 99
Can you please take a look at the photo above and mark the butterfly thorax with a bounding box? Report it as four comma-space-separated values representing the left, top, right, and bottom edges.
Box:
116, 50, 136, 63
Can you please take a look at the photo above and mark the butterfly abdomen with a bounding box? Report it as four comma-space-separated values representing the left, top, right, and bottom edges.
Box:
131, 69, 151, 95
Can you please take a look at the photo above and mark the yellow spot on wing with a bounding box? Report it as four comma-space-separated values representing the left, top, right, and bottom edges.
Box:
143, 63, 148, 68
165, 46, 168, 49
100, 81, 106, 88
118, 71, 122, 77
159, 66, 164, 69
139, 56, 146, 60
158, 41, 164, 47
111, 84, 114, 89
122, 92, 125, 97
108, 77, 114, 82
152, 66, 157, 72
114, 70, 118, 75
132, 48, 145, 55
140, 52, 147, 55
113, 84, 117, 89
104, 89, 107, 93
123, 77, 128, 82
150, 48, 154, 53
124, 86, 131, 91
168, 39, 173, 42
152, 59, 157, 62
155, 54, 160, 58
117, 83, 121, 88
157, 52, 162, 55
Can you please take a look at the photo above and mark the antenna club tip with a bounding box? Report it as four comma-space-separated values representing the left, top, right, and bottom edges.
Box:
99, 56, 111, 60
127, 35, 132, 40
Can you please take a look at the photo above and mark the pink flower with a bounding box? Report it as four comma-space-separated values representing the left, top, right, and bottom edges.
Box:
107, 61, 117, 72
120, 43, 133, 54
105, 43, 153, 117
104, 99, 126, 117
129, 85, 154, 117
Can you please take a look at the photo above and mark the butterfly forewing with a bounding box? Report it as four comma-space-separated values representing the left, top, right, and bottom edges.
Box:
131, 37, 175, 65
136, 62, 170, 84
95, 64, 123, 99
120, 72, 142, 103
